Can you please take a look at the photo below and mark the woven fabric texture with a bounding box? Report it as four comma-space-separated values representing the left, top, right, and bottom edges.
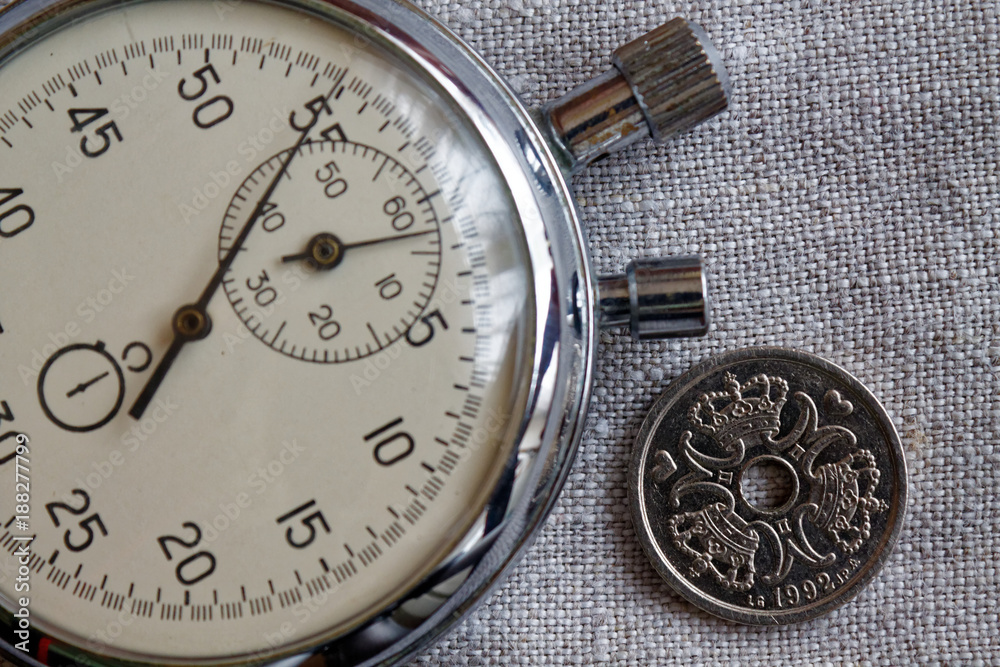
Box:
409, 0, 999, 664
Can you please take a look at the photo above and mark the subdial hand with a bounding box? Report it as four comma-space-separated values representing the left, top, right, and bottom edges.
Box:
66, 371, 110, 398
128, 90, 336, 420
281, 229, 438, 270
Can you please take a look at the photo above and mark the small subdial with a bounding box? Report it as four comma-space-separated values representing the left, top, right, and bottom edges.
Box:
220, 141, 443, 363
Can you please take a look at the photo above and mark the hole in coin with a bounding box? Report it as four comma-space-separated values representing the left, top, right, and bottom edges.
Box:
740, 456, 796, 512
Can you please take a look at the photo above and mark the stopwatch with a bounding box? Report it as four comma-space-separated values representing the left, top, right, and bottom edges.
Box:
0, 1, 728, 665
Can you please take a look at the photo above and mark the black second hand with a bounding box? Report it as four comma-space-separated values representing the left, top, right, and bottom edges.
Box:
129, 87, 337, 420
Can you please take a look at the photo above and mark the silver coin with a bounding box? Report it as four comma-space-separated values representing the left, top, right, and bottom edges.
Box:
629, 347, 907, 624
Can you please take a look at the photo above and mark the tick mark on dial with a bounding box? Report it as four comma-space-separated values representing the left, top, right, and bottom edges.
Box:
366, 323, 382, 347
416, 190, 441, 205
372, 155, 389, 181
271, 321, 287, 345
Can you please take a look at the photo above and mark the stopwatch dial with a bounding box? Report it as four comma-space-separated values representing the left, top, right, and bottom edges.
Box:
0, 0, 534, 663
220, 141, 443, 363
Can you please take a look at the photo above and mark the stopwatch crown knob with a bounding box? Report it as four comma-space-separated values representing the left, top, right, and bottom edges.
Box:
597, 256, 710, 340
539, 18, 729, 174
613, 18, 731, 143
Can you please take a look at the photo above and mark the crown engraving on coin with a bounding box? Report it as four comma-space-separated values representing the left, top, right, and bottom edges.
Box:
657, 371, 887, 592
631, 349, 907, 624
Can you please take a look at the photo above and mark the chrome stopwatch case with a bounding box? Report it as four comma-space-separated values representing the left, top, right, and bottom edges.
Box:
0, 0, 728, 664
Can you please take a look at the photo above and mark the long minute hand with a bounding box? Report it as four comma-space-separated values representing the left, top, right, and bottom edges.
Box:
128, 89, 335, 420
280, 229, 438, 266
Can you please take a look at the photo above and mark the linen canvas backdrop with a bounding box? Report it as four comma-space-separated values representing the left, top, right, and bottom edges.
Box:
0, 0, 995, 664
409, 0, 998, 664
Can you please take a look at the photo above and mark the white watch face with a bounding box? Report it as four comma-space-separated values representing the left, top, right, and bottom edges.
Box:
0, 0, 533, 662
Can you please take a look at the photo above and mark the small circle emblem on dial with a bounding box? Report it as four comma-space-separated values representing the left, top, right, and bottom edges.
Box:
630, 347, 907, 624
220, 140, 443, 363
37, 341, 126, 432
